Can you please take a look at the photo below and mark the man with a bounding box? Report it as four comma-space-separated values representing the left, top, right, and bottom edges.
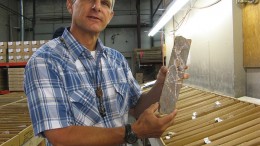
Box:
24, 0, 187, 145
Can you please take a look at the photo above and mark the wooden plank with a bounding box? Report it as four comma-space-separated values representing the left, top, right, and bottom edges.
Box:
163, 103, 248, 143
167, 101, 246, 134
0, 92, 32, 145
174, 98, 238, 123
178, 90, 205, 100
177, 93, 218, 109
243, 3, 260, 67
208, 129, 260, 146
22, 136, 45, 146
166, 109, 260, 146
237, 137, 260, 146
187, 117, 260, 145
177, 95, 223, 113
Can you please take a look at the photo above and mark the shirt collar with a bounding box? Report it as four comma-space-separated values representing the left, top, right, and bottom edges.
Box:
61, 28, 108, 61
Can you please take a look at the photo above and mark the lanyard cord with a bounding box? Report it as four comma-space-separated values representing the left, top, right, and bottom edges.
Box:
59, 37, 106, 117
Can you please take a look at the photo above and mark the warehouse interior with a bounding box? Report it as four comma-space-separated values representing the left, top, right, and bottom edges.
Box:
0, 0, 260, 145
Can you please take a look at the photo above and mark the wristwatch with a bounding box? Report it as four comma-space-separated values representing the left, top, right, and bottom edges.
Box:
124, 124, 138, 144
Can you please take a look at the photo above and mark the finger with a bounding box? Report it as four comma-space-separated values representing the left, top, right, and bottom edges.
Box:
183, 73, 189, 79
149, 102, 160, 113
160, 66, 168, 74
156, 66, 168, 83
184, 65, 189, 70
169, 109, 178, 124
161, 109, 178, 125
169, 109, 178, 118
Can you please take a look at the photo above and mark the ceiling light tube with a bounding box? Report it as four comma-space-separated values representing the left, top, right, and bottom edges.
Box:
148, 0, 190, 36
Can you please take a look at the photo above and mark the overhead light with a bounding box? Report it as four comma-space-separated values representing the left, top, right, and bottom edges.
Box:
148, 0, 190, 36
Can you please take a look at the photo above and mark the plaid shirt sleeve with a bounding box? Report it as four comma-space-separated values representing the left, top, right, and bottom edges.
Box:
125, 62, 141, 108
24, 53, 75, 137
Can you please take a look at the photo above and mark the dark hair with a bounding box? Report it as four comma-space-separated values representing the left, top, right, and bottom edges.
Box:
52, 27, 66, 39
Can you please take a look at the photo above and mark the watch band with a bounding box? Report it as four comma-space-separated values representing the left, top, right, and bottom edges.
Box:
124, 124, 138, 144
125, 124, 131, 137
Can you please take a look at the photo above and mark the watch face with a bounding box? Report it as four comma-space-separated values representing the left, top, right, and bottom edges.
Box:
127, 132, 138, 144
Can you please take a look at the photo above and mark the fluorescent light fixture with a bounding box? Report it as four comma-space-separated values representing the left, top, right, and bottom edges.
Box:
148, 0, 190, 36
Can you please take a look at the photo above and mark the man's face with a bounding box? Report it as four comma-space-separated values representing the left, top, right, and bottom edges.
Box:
68, 0, 114, 34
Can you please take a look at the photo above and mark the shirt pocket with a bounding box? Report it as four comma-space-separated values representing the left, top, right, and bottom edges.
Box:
113, 82, 130, 116
69, 88, 102, 126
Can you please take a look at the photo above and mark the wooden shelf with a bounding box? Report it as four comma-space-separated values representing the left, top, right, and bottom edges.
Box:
0, 62, 27, 68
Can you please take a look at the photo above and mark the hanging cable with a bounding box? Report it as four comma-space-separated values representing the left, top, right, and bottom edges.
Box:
173, 0, 222, 32
192, 0, 222, 9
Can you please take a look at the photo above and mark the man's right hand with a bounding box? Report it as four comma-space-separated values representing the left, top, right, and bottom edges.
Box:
131, 102, 177, 139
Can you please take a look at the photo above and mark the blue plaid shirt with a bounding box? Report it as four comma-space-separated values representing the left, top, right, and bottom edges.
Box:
24, 29, 141, 142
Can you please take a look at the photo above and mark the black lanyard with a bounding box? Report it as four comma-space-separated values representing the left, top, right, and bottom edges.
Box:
59, 37, 106, 117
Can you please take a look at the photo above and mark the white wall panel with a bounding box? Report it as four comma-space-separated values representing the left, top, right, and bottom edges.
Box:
164, 0, 246, 97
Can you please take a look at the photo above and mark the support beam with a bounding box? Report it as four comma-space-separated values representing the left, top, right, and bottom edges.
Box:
152, 0, 163, 18
20, 0, 24, 41
150, 0, 154, 47
33, 0, 36, 40
136, 0, 141, 48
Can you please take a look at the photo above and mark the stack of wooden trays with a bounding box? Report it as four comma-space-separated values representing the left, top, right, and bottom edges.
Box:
0, 92, 44, 146
156, 86, 260, 146
1, 87, 259, 145
135, 46, 165, 64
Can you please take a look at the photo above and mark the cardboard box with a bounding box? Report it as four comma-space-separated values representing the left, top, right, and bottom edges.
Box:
7, 42, 16, 48
8, 48, 15, 55
15, 55, 23, 62
8, 55, 16, 62
31, 47, 38, 55
39, 40, 49, 46
23, 47, 32, 54
23, 41, 32, 48
0, 42, 7, 49
31, 41, 40, 47
23, 55, 31, 62
15, 48, 22, 54
15, 41, 24, 48
15, 43, 24, 58
0, 48, 7, 55
0, 55, 7, 63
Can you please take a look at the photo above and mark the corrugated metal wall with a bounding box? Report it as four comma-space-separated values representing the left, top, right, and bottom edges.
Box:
0, 0, 19, 41
0, 0, 11, 41
24, 0, 70, 40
